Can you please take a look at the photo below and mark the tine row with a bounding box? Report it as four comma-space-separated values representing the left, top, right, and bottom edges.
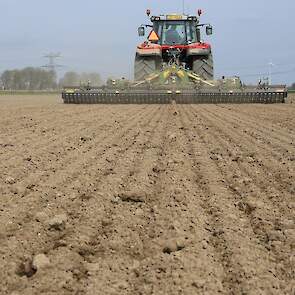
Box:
62, 92, 287, 104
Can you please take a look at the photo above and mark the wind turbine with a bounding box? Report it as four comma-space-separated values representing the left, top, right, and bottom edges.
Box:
268, 61, 275, 85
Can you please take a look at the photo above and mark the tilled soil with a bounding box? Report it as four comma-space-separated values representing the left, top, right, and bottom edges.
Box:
0, 95, 294, 295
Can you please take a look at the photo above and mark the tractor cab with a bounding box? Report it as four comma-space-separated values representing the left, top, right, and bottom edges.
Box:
153, 19, 196, 45
151, 15, 200, 46
139, 13, 213, 46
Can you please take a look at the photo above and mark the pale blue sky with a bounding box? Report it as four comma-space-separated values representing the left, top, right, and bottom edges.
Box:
0, 0, 294, 84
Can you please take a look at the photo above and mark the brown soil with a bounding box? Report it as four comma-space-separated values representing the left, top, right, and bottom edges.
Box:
0, 95, 294, 295
288, 92, 295, 104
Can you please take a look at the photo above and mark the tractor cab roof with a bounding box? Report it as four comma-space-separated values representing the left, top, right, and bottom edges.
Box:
150, 14, 199, 22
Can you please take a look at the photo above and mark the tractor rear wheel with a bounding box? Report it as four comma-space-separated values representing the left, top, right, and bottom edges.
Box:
192, 53, 214, 80
134, 54, 160, 81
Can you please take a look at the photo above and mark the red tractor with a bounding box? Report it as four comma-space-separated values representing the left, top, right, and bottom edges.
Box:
135, 10, 214, 81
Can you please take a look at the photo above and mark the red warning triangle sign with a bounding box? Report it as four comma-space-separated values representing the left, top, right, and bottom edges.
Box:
148, 30, 159, 42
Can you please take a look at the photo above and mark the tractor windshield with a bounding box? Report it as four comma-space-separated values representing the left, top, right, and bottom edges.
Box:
154, 21, 197, 45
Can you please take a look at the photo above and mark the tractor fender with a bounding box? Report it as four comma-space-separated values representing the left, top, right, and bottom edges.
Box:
136, 42, 162, 57
136, 48, 162, 56
187, 47, 211, 56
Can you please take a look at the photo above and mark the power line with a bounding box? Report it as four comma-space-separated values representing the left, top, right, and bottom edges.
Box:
220, 62, 295, 72
218, 59, 295, 80
42, 53, 63, 72
227, 68, 295, 78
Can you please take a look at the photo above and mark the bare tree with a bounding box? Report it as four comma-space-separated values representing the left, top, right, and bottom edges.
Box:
0, 67, 57, 90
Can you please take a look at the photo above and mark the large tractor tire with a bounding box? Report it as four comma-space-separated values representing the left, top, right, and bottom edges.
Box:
134, 54, 160, 81
192, 53, 214, 80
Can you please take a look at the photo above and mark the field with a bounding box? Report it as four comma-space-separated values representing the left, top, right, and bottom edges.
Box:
0, 94, 294, 295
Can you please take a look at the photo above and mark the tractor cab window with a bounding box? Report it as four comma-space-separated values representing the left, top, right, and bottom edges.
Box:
163, 22, 186, 45
153, 21, 197, 45
186, 21, 198, 43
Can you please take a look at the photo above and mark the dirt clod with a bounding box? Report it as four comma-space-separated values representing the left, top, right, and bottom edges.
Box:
267, 230, 285, 242
32, 254, 51, 271
5, 177, 16, 184
16, 259, 36, 278
48, 214, 67, 231
162, 238, 186, 254
118, 191, 146, 203
168, 133, 177, 141
35, 211, 49, 223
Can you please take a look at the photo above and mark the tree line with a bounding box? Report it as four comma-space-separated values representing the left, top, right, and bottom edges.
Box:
59, 72, 101, 87
0, 67, 101, 90
1, 67, 293, 90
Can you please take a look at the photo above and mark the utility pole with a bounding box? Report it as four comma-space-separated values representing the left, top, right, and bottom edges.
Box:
42, 53, 63, 72
268, 61, 274, 85
182, 0, 185, 14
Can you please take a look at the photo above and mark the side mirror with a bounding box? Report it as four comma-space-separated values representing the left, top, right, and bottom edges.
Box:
138, 26, 145, 37
206, 25, 213, 36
